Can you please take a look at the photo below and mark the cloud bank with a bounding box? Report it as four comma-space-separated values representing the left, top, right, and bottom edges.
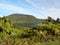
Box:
0, 3, 36, 16
26, 0, 60, 19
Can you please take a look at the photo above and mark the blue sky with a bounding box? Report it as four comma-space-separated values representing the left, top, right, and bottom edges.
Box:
0, 0, 60, 19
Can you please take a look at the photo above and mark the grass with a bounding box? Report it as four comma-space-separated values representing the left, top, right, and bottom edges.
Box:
40, 40, 60, 45
31, 39, 60, 45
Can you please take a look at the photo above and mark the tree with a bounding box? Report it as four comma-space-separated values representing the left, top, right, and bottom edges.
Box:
47, 16, 52, 22
56, 18, 60, 23
45, 16, 55, 24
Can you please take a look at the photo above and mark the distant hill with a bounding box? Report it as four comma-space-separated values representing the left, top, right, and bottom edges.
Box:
6, 14, 44, 23
6, 14, 45, 27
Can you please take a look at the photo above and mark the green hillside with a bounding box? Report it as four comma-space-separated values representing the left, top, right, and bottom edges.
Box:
6, 14, 45, 27
6, 14, 44, 23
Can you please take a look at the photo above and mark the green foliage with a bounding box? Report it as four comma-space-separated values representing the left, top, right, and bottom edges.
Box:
0, 16, 60, 45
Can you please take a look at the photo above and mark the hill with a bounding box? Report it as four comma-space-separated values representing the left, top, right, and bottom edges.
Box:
6, 14, 45, 27
6, 14, 44, 23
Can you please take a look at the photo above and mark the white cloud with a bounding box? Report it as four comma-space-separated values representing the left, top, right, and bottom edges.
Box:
41, 7, 60, 19
25, 0, 41, 9
26, 0, 60, 19
0, 3, 37, 16
0, 3, 29, 13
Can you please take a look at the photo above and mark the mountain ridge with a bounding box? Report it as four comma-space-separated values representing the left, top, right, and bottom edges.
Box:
6, 14, 44, 23
6, 14, 45, 27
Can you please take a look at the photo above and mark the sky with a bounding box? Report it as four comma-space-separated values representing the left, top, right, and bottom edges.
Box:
0, 0, 60, 19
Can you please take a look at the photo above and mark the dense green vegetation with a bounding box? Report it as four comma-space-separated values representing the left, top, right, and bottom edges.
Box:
0, 15, 60, 45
